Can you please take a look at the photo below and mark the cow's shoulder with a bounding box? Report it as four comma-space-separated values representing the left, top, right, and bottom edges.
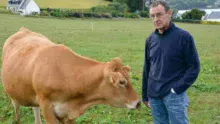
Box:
34, 44, 73, 61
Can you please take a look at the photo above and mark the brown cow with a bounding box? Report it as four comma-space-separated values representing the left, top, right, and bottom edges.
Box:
1, 27, 140, 124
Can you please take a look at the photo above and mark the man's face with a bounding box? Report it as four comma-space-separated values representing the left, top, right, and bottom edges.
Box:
150, 5, 171, 31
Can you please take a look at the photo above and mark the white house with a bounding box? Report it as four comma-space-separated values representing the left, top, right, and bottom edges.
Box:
7, 0, 40, 16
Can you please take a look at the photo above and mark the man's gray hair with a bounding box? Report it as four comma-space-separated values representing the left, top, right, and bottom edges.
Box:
150, 0, 170, 12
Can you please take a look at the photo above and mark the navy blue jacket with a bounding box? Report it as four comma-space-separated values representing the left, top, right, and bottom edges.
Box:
142, 22, 200, 102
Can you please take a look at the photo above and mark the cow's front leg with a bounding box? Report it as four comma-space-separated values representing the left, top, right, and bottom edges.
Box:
65, 119, 75, 124
60, 118, 75, 124
38, 97, 60, 124
32, 107, 42, 124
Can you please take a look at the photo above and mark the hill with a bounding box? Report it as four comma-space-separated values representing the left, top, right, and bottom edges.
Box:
168, 0, 219, 9
0, 0, 109, 9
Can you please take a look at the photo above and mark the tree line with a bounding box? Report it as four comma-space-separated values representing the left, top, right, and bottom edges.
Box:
105, 0, 219, 12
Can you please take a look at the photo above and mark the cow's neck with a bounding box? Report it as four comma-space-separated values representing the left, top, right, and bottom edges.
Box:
81, 62, 107, 103
67, 93, 106, 120
68, 63, 107, 118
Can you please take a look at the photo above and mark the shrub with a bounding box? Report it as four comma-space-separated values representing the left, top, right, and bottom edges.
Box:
83, 12, 93, 17
91, 5, 111, 13
181, 8, 206, 20
62, 10, 74, 18
0, 8, 11, 14
40, 10, 49, 16
111, 11, 118, 17
102, 13, 112, 18
117, 12, 124, 17
111, 12, 125, 17
72, 12, 83, 18
50, 10, 61, 17
139, 11, 149, 18
124, 13, 140, 18
108, 2, 128, 13
93, 13, 102, 18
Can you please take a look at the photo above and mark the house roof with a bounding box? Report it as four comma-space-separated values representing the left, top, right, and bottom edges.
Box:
19, 0, 31, 9
7, 0, 22, 7
207, 11, 220, 19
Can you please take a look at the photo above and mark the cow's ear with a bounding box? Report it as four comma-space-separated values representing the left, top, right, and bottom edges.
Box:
110, 58, 122, 71
123, 66, 131, 72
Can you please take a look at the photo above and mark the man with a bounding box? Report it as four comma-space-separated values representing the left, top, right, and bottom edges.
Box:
142, 0, 200, 124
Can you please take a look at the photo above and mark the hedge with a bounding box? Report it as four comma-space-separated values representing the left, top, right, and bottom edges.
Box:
173, 19, 201, 24
173, 19, 220, 25
0, 8, 11, 14
200, 20, 220, 25
38, 8, 149, 19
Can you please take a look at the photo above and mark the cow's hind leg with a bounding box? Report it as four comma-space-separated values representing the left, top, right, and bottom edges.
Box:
12, 100, 21, 124
32, 107, 42, 124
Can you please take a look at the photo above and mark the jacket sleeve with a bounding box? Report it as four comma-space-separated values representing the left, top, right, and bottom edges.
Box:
142, 37, 151, 102
173, 34, 200, 94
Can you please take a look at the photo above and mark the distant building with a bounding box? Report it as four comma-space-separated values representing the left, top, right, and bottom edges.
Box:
7, 0, 40, 15
176, 8, 220, 22
203, 11, 220, 22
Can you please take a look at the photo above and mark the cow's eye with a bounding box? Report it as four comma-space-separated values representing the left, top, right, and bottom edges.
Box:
119, 80, 127, 87
120, 80, 125, 85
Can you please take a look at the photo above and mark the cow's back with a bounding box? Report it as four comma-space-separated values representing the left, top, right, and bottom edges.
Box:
1, 27, 55, 106
2, 27, 54, 62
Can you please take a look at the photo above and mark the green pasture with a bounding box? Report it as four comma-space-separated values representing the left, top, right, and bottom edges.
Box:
0, 14, 220, 123
0, 0, 109, 9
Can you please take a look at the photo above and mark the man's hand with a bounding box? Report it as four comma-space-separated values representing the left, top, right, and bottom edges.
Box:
143, 101, 150, 108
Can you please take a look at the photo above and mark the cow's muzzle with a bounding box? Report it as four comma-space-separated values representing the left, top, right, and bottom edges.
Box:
126, 100, 141, 110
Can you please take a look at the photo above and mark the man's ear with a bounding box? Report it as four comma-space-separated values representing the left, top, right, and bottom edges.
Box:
167, 10, 172, 17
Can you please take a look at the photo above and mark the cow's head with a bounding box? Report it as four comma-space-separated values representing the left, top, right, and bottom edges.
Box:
102, 58, 140, 109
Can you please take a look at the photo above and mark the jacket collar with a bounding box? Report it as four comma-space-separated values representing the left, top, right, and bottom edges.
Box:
154, 22, 175, 36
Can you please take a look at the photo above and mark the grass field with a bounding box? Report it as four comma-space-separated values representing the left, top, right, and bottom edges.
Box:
0, 0, 109, 9
0, 14, 220, 124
